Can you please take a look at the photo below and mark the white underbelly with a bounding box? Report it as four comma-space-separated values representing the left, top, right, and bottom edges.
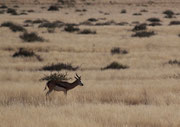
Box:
54, 86, 66, 91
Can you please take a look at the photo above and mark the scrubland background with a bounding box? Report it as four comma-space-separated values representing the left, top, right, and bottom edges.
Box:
0, 0, 180, 127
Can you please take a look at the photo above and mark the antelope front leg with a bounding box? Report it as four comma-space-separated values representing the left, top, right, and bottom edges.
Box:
46, 89, 53, 100
64, 90, 67, 96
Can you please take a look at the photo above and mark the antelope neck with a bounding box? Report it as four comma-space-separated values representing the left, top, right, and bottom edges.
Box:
68, 80, 79, 89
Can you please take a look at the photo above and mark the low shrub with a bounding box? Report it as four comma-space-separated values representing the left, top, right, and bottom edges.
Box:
7, 8, 18, 15
121, 9, 126, 13
42, 63, 79, 71
1, 22, 26, 32
148, 22, 162, 26
95, 20, 116, 26
111, 47, 128, 55
79, 21, 93, 26
48, 5, 59, 11
39, 21, 64, 28
140, 9, 148, 12
88, 18, 98, 22
116, 22, 129, 26
147, 17, 160, 22
168, 60, 180, 66
27, 10, 34, 13
169, 21, 180, 25
20, 32, 44, 42
132, 31, 155, 38
133, 13, 142, 16
0, 5, 7, 9
13, 5, 19, 8
163, 10, 174, 18
13, 48, 43, 61
24, 20, 33, 23
78, 29, 96, 34
132, 23, 147, 31
163, 10, 174, 15
32, 19, 48, 24
102, 62, 129, 70
13, 48, 36, 57
64, 24, 80, 32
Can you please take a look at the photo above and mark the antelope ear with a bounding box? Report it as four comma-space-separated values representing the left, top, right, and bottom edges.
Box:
74, 76, 78, 80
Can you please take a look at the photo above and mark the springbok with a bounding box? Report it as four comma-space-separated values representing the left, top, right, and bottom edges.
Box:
44, 74, 83, 98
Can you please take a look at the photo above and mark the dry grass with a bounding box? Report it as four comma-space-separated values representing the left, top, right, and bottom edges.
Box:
0, 0, 180, 127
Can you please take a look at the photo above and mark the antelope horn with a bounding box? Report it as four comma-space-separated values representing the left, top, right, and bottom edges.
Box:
76, 73, 80, 78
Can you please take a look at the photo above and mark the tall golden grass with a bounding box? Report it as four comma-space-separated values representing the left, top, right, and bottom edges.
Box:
0, 1, 180, 127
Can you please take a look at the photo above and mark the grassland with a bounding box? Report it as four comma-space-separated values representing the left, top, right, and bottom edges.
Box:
0, 0, 180, 127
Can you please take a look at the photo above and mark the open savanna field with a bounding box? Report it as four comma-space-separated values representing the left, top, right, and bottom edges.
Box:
0, 0, 180, 126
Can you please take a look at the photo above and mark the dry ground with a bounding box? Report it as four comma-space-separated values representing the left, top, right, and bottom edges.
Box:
0, 0, 180, 127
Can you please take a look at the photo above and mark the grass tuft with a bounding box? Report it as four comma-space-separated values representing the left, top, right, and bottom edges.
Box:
78, 29, 96, 34
102, 62, 129, 70
168, 60, 180, 66
163, 10, 175, 18
132, 23, 147, 31
13, 48, 36, 57
48, 5, 59, 11
147, 17, 161, 22
42, 63, 79, 71
7, 8, 18, 15
111, 47, 128, 55
132, 31, 155, 38
39, 21, 64, 28
169, 21, 180, 25
20, 32, 44, 42
64, 24, 80, 32
1, 22, 26, 32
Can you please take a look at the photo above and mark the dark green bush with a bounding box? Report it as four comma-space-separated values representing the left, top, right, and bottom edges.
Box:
163, 10, 175, 18
88, 18, 98, 22
132, 31, 155, 38
7, 8, 18, 15
48, 5, 59, 11
168, 60, 180, 66
0, 5, 7, 9
169, 21, 180, 25
116, 22, 129, 26
64, 24, 80, 32
39, 21, 64, 28
140, 9, 148, 12
133, 13, 142, 16
147, 17, 160, 22
102, 62, 129, 70
13, 48, 35, 57
32, 19, 48, 24
42, 63, 79, 71
121, 9, 126, 13
111, 47, 128, 55
1, 22, 26, 32
163, 10, 174, 15
78, 29, 96, 34
148, 22, 162, 26
132, 23, 147, 31
12, 48, 43, 61
20, 32, 44, 42
95, 20, 116, 26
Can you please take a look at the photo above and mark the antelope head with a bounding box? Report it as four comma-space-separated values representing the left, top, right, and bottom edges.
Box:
74, 73, 84, 86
